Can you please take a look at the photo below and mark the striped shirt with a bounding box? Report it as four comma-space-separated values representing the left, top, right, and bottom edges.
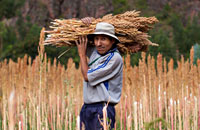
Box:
83, 47, 123, 104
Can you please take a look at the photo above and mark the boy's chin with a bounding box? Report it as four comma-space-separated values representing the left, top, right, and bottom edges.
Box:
97, 51, 107, 55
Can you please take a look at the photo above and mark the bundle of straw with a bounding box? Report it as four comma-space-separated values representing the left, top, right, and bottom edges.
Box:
44, 10, 159, 53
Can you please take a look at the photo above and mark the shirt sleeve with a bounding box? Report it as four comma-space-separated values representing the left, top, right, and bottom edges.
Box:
87, 52, 123, 86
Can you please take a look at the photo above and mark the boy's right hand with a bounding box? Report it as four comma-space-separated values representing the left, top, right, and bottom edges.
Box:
81, 17, 94, 26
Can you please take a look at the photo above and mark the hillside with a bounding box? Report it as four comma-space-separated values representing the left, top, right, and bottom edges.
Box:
3, 0, 200, 27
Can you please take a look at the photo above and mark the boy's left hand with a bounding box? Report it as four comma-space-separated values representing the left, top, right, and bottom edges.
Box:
76, 36, 88, 57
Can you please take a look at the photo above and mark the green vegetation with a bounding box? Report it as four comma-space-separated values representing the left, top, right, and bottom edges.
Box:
194, 44, 200, 64
144, 118, 170, 130
112, 0, 129, 14
135, 0, 148, 10
0, 17, 41, 62
0, 0, 25, 20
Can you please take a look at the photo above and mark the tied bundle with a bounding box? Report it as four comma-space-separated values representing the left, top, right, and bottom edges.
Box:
44, 10, 159, 53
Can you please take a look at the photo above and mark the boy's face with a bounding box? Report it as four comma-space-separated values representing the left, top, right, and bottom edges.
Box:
94, 34, 115, 55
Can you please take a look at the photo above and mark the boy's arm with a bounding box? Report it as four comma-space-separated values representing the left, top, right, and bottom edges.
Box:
76, 36, 89, 81
81, 17, 95, 57
76, 17, 94, 81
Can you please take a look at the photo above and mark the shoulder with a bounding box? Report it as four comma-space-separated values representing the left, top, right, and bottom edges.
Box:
103, 51, 123, 67
112, 51, 123, 64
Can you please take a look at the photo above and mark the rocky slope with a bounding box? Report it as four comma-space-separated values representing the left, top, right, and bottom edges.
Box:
20, 0, 113, 27
4, 0, 200, 27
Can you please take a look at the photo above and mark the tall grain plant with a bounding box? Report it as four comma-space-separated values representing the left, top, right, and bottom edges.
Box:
0, 28, 199, 129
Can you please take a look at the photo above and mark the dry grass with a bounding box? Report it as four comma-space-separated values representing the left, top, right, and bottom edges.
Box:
0, 29, 200, 130
44, 10, 159, 53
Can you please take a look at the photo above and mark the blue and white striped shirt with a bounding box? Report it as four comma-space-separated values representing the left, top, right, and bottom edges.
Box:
83, 47, 123, 104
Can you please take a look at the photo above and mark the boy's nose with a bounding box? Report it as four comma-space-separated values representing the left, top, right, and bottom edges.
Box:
96, 40, 101, 46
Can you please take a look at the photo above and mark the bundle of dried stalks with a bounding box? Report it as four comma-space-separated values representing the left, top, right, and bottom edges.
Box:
44, 10, 159, 53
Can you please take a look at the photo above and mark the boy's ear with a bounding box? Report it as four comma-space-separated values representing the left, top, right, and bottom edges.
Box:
111, 38, 116, 44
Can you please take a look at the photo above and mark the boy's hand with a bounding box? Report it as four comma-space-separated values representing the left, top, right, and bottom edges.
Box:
76, 36, 88, 57
81, 17, 94, 26
129, 44, 143, 53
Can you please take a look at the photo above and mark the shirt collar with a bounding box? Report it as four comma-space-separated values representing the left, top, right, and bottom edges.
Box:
96, 47, 117, 56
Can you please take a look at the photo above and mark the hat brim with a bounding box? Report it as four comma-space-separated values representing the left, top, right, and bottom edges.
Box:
87, 32, 120, 43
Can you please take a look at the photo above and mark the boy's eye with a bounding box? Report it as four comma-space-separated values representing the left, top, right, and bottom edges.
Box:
101, 37, 106, 40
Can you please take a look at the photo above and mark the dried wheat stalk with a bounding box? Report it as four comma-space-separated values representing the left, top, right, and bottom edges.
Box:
44, 10, 159, 53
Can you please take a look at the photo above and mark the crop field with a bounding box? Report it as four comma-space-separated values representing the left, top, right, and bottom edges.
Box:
0, 30, 200, 130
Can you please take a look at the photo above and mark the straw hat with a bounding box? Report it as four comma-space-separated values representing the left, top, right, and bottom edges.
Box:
88, 22, 120, 43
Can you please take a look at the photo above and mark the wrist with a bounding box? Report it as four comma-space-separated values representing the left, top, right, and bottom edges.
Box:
79, 53, 86, 58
